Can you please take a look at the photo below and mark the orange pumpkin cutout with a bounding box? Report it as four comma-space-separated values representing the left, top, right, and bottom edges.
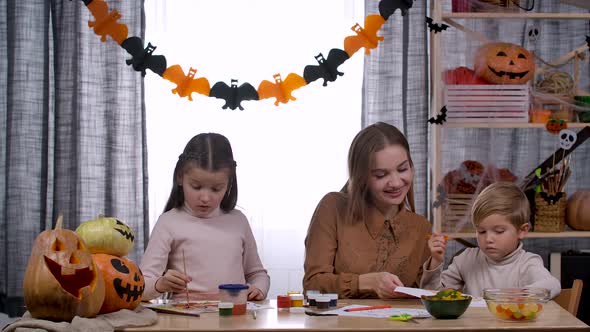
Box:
23, 214, 105, 321
93, 253, 145, 314
474, 42, 535, 85
545, 118, 567, 135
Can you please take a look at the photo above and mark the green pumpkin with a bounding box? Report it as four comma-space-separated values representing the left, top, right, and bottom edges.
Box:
76, 216, 134, 257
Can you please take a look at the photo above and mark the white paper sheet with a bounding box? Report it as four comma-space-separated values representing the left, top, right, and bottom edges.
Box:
320, 305, 431, 318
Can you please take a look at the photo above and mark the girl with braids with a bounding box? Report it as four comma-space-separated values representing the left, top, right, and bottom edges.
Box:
141, 133, 269, 301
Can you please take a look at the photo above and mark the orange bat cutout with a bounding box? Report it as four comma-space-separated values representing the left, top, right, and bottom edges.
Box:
257, 73, 307, 106
163, 65, 211, 101
86, 0, 128, 44
344, 15, 385, 57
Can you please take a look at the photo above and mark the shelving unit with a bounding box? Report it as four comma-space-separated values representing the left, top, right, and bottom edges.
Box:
428, 1, 590, 239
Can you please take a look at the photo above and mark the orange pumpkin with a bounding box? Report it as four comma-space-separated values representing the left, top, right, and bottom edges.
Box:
93, 253, 145, 314
474, 42, 534, 85
23, 214, 105, 321
545, 118, 567, 135
566, 190, 590, 230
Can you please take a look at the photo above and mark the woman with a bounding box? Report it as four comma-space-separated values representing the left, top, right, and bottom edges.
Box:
303, 122, 431, 298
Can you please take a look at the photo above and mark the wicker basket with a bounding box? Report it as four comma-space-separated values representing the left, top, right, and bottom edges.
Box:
442, 193, 476, 233
534, 192, 566, 232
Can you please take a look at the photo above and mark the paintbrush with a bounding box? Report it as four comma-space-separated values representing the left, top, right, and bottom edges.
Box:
182, 249, 190, 309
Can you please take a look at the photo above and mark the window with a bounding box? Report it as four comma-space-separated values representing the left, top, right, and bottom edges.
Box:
145, 0, 364, 296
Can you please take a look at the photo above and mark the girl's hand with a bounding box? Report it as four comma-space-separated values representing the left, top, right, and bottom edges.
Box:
247, 286, 264, 300
155, 269, 192, 294
359, 272, 404, 299
428, 233, 448, 269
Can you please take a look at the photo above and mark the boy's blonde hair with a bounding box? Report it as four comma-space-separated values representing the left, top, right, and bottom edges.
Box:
471, 182, 530, 228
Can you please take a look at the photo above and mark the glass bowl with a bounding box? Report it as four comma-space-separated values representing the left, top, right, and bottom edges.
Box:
421, 290, 472, 319
483, 288, 550, 321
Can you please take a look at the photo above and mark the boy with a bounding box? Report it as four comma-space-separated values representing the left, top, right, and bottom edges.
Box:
421, 182, 561, 298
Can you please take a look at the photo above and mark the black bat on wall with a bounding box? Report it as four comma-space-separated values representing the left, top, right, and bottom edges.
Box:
428, 106, 447, 125
379, 0, 413, 20
303, 49, 349, 86
121, 37, 167, 77
209, 79, 259, 110
426, 17, 449, 33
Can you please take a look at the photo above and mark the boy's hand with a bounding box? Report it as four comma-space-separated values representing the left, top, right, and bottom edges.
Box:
427, 233, 448, 269
247, 286, 264, 300
155, 269, 192, 293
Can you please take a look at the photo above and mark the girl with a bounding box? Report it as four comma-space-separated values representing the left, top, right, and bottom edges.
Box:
141, 133, 270, 301
303, 122, 431, 299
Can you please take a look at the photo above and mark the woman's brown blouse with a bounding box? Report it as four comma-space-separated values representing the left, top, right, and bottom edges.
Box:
303, 192, 432, 298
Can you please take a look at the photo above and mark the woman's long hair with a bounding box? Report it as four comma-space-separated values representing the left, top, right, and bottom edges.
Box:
342, 122, 415, 223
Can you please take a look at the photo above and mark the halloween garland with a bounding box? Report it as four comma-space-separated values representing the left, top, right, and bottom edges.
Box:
74, 0, 416, 110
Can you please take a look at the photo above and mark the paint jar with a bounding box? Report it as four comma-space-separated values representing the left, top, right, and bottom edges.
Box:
305, 290, 320, 306
324, 293, 338, 307
290, 294, 304, 307
287, 291, 302, 296
277, 295, 291, 311
315, 296, 331, 310
218, 284, 249, 315
218, 302, 234, 316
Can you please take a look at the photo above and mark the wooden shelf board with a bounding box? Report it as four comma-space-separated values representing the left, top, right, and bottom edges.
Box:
448, 231, 590, 239
444, 122, 590, 129
443, 12, 590, 20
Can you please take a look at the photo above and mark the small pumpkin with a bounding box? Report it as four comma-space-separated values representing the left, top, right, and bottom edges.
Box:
545, 118, 567, 135
566, 190, 590, 231
76, 216, 134, 257
23, 214, 105, 321
474, 42, 534, 85
93, 253, 145, 314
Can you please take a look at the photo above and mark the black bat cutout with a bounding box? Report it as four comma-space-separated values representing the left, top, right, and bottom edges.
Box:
539, 191, 564, 205
426, 16, 449, 33
121, 36, 167, 77
69, 0, 92, 5
379, 0, 413, 20
428, 106, 447, 125
303, 49, 349, 86
209, 79, 259, 111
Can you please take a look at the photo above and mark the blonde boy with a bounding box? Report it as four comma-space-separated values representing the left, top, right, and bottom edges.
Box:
421, 182, 561, 298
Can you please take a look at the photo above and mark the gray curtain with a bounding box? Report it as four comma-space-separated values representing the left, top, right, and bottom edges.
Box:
362, 0, 429, 215
432, 2, 590, 267
0, 0, 148, 316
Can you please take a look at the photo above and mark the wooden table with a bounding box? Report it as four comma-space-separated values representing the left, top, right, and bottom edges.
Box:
122, 299, 590, 332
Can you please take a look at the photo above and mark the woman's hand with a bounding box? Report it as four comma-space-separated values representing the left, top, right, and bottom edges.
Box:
359, 272, 404, 299
247, 286, 264, 300
155, 269, 192, 294
427, 233, 448, 269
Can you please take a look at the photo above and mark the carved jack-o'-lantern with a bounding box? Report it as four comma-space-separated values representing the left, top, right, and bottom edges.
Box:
93, 253, 145, 314
23, 214, 105, 321
76, 216, 135, 257
474, 42, 535, 85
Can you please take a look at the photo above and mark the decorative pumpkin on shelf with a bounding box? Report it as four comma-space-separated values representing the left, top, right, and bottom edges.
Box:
566, 190, 590, 231
443, 66, 487, 85
474, 42, 535, 85
76, 215, 135, 257
93, 253, 145, 314
23, 214, 105, 321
